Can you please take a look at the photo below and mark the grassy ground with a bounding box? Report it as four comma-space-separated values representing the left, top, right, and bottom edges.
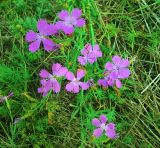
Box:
0, 0, 160, 147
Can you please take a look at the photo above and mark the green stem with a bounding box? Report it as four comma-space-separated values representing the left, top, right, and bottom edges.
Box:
88, 0, 95, 45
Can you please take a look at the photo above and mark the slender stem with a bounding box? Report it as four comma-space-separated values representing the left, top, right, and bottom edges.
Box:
88, 0, 95, 45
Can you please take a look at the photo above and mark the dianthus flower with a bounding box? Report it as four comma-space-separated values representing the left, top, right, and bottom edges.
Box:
92, 115, 117, 139
65, 69, 89, 93
56, 8, 85, 34
98, 56, 130, 88
26, 19, 59, 52
38, 63, 68, 96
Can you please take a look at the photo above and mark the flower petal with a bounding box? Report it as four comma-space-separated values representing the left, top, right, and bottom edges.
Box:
42, 38, 54, 51
110, 71, 118, 80
98, 79, 108, 87
66, 71, 75, 81
66, 82, 74, 92
100, 115, 107, 124
38, 80, 52, 96
74, 18, 85, 27
71, 8, 82, 19
115, 79, 122, 88
52, 63, 61, 74
93, 128, 103, 138
38, 87, 49, 96
118, 68, 130, 79
51, 79, 60, 93
49, 24, 59, 35
107, 78, 114, 86
40, 79, 47, 85
105, 62, 114, 71
78, 56, 87, 65
37, 87, 43, 93
79, 82, 89, 90
57, 20, 74, 34
107, 123, 115, 129
29, 40, 41, 52
105, 123, 116, 139
25, 31, 37, 42
93, 50, 102, 58
58, 10, 69, 20
39, 69, 50, 78
92, 118, 101, 127
81, 44, 92, 56
37, 19, 50, 36
44, 81, 52, 91
55, 66, 68, 77
55, 21, 64, 30
106, 129, 116, 139
93, 44, 100, 51
63, 25, 74, 34
112, 56, 122, 65
77, 69, 85, 80
73, 84, 80, 93
120, 59, 130, 67
66, 83, 79, 93
88, 53, 97, 64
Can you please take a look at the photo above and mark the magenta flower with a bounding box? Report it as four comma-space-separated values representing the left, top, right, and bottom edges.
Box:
56, 8, 85, 34
105, 56, 130, 79
38, 63, 68, 96
26, 19, 59, 52
78, 44, 102, 65
98, 56, 130, 88
65, 69, 89, 93
92, 115, 117, 139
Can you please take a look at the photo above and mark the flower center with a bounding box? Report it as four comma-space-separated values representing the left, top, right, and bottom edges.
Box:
112, 64, 119, 71
49, 75, 56, 81
100, 123, 106, 130
65, 16, 76, 25
73, 78, 80, 84
37, 34, 45, 40
104, 75, 109, 80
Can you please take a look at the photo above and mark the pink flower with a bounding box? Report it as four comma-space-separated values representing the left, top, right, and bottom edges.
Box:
105, 56, 130, 79
38, 63, 68, 96
92, 115, 117, 139
26, 19, 59, 52
78, 44, 102, 65
65, 69, 89, 93
56, 8, 85, 34
98, 56, 130, 88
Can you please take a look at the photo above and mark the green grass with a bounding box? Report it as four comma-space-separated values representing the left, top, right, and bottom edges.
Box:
0, 0, 160, 147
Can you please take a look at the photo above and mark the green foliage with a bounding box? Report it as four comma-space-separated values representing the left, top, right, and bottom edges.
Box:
0, 0, 160, 147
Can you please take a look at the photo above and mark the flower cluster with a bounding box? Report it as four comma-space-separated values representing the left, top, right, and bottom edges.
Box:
98, 56, 130, 88
56, 8, 85, 34
25, 8, 131, 140
38, 63, 68, 96
26, 9, 85, 52
92, 115, 117, 139
38, 63, 89, 96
